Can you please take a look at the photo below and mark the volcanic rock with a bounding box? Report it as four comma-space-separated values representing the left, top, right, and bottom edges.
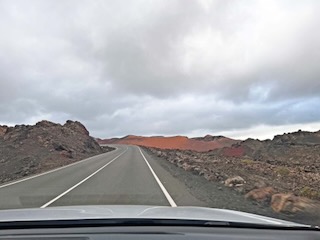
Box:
271, 193, 319, 214
0, 120, 108, 184
225, 176, 245, 187
245, 187, 275, 202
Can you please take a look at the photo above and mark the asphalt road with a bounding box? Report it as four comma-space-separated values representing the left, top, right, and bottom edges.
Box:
0, 145, 204, 210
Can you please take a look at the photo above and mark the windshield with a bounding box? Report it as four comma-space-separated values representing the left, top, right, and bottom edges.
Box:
0, 0, 319, 227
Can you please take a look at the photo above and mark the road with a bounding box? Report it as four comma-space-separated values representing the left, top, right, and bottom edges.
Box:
0, 145, 204, 210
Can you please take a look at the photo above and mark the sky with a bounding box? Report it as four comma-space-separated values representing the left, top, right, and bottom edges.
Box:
0, 0, 320, 140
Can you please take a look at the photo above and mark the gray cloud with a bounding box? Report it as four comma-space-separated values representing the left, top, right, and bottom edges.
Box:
0, 0, 320, 139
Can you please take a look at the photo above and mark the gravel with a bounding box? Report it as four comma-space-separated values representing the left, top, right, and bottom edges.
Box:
143, 147, 320, 226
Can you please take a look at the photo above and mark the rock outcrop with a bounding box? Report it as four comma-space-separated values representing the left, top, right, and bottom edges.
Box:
0, 120, 107, 184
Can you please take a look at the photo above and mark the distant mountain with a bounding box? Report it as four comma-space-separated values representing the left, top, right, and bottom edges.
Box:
214, 130, 320, 170
192, 134, 226, 141
97, 134, 239, 152
219, 129, 320, 157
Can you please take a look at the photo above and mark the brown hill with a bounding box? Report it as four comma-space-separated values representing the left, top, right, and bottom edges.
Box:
143, 129, 320, 223
98, 134, 238, 152
0, 120, 109, 184
201, 129, 320, 198
218, 129, 320, 164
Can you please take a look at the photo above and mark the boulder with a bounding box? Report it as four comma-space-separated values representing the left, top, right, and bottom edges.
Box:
181, 162, 193, 171
245, 187, 275, 202
224, 176, 245, 187
204, 174, 216, 181
0, 126, 8, 137
271, 193, 319, 213
253, 180, 267, 189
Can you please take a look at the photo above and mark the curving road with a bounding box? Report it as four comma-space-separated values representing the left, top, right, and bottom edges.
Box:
0, 145, 204, 210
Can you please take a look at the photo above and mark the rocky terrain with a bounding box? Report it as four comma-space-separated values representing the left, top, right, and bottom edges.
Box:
144, 129, 320, 222
98, 134, 238, 152
0, 120, 113, 184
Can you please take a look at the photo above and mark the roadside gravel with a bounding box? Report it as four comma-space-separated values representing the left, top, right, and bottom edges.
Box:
143, 147, 319, 226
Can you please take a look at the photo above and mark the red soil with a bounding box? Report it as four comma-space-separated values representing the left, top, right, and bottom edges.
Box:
222, 146, 245, 157
98, 135, 238, 152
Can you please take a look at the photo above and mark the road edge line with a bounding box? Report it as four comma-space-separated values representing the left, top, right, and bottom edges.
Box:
0, 148, 121, 189
138, 147, 177, 207
40, 148, 127, 208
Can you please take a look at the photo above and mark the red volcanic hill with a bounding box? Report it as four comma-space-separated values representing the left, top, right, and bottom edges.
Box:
97, 134, 239, 152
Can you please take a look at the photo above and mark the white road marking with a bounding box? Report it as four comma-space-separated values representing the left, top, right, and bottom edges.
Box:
40, 149, 127, 208
0, 148, 124, 189
138, 147, 177, 207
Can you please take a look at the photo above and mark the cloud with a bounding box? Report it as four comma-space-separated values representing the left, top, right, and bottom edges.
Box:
0, 0, 320, 138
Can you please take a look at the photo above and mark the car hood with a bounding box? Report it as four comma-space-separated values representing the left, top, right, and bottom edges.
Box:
0, 205, 309, 227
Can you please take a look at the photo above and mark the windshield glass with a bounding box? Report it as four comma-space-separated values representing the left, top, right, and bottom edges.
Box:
0, 0, 319, 227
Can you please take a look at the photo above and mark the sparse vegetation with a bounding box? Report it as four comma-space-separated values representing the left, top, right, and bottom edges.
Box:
300, 186, 320, 199
275, 166, 290, 176
241, 159, 256, 165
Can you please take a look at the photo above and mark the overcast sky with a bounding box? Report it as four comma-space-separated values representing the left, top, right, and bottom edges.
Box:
0, 0, 320, 140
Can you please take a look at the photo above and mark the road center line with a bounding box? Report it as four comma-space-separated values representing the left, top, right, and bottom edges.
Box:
40, 149, 127, 208
138, 147, 177, 207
